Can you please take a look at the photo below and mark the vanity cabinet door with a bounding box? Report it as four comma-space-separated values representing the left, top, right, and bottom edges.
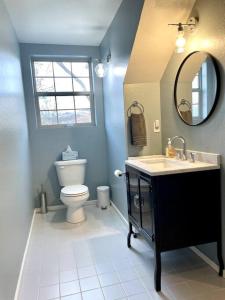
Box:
127, 170, 141, 226
139, 176, 153, 238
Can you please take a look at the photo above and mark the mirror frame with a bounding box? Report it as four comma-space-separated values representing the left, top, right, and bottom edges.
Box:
174, 51, 220, 126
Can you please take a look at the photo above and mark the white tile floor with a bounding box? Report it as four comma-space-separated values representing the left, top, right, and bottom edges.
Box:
18, 205, 225, 300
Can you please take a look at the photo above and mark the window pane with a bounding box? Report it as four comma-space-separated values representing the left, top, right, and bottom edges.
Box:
192, 74, 199, 89
75, 96, 90, 109
38, 96, 56, 110
55, 78, 73, 92
36, 78, 55, 92
58, 110, 75, 124
40, 111, 57, 125
72, 62, 89, 77
56, 96, 74, 109
73, 78, 90, 92
76, 109, 92, 123
33, 59, 94, 127
53, 62, 71, 77
192, 104, 199, 117
34, 61, 53, 77
192, 92, 199, 104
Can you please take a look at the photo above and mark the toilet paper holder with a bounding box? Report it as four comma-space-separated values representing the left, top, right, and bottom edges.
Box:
114, 169, 126, 177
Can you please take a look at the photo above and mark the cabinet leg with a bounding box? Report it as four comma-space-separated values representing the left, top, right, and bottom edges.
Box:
127, 222, 133, 248
217, 240, 224, 277
154, 249, 161, 292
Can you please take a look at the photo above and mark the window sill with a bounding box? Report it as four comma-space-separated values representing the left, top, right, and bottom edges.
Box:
37, 123, 96, 129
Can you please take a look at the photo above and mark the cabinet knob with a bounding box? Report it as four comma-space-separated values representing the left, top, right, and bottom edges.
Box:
134, 194, 139, 208
134, 194, 139, 200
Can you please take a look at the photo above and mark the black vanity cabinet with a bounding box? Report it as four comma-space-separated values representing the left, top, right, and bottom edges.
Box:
125, 165, 224, 292
127, 168, 154, 243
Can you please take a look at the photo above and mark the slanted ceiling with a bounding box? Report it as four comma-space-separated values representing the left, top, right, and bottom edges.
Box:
125, 0, 196, 84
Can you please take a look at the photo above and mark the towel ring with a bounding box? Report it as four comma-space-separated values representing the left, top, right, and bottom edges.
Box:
178, 99, 191, 110
127, 101, 144, 117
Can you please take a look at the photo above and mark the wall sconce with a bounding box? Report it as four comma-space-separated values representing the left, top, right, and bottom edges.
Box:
168, 17, 198, 53
95, 50, 111, 78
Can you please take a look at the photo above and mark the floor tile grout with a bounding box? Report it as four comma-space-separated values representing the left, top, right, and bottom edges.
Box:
19, 206, 225, 300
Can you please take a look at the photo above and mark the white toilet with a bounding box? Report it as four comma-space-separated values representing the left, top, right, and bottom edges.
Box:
54, 159, 89, 223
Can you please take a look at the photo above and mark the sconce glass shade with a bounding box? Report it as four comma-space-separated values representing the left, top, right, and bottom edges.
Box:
169, 19, 197, 54
95, 62, 107, 78
176, 47, 185, 54
176, 31, 186, 53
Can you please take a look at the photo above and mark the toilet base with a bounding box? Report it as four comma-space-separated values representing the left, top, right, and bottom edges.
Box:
66, 206, 86, 224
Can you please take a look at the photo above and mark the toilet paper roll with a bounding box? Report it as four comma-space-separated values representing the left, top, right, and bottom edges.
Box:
114, 169, 123, 177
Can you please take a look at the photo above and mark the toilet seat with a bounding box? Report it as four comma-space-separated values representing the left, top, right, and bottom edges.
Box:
61, 185, 88, 197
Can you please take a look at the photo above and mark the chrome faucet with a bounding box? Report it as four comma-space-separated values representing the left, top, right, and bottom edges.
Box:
171, 136, 187, 160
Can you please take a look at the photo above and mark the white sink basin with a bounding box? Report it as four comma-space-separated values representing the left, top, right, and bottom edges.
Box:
125, 155, 220, 176
139, 158, 189, 167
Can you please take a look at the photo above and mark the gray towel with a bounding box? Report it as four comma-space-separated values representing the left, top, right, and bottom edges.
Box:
180, 110, 192, 123
130, 113, 147, 146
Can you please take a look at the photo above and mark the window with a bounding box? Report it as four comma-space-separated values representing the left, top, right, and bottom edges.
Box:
32, 58, 95, 127
192, 70, 201, 118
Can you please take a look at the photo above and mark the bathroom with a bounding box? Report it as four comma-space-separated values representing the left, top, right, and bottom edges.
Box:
1, 0, 225, 299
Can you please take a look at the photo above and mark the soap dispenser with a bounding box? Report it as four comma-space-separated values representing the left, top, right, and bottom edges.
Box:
166, 138, 176, 158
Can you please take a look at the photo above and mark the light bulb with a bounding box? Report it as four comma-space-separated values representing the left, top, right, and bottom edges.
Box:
176, 33, 186, 48
95, 63, 107, 78
176, 47, 185, 53
175, 29, 186, 53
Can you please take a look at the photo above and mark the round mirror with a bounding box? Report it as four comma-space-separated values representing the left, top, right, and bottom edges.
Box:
174, 51, 220, 126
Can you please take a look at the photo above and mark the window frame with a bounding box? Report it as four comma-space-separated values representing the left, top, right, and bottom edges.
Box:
31, 56, 96, 128
191, 68, 203, 120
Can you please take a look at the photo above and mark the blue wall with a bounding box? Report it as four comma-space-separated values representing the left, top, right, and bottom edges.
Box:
100, 0, 144, 217
160, 0, 225, 263
20, 44, 108, 206
0, 1, 33, 299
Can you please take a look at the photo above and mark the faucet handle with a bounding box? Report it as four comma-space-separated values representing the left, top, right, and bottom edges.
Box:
181, 153, 187, 161
189, 152, 196, 163
176, 151, 182, 160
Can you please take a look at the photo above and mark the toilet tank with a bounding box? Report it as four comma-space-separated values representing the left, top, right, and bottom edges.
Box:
54, 159, 87, 186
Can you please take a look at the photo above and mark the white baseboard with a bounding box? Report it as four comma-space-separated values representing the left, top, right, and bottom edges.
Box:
14, 201, 224, 300
190, 246, 225, 278
36, 204, 64, 213
85, 200, 97, 206
14, 209, 36, 300
36, 200, 98, 213
110, 200, 128, 227
110, 200, 225, 278
14, 199, 98, 298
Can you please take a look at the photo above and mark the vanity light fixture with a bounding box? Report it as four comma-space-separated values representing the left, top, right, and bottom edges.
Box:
168, 17, 198, 53
175, 23, 186, 53
95, 50, 111, 78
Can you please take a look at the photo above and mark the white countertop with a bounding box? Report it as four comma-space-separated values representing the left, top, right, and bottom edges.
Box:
125, 154, 220, 176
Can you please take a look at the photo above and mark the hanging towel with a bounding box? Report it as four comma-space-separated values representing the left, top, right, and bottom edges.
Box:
180, 110, 192, 124
130, 113, 147, 146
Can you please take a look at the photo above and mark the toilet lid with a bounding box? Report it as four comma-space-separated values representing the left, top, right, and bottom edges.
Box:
61, 185, 88, 197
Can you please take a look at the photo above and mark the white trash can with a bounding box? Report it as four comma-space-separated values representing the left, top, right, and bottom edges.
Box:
97, 186, 110, 209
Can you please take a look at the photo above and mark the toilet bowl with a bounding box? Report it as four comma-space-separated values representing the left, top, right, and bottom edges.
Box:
60, 185, 89, 223
54, 159, 89, 224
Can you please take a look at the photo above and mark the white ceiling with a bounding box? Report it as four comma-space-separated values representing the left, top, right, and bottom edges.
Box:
3, 0, 123, 45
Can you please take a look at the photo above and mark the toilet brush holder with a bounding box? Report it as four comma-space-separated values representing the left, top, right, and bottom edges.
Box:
40, 185, 48, 214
